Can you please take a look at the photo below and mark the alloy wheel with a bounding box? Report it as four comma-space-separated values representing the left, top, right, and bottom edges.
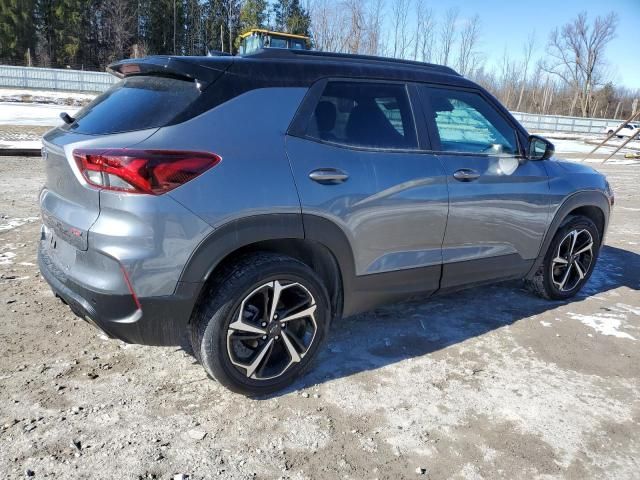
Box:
551, 229, 594, 292
226, 280, 318, 380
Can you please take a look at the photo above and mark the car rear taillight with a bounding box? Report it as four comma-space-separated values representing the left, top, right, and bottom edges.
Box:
72, 149, 221, 195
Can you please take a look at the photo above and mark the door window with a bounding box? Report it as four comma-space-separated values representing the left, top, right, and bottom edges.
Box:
422, 87, 518, 155
307, 81, 418, 149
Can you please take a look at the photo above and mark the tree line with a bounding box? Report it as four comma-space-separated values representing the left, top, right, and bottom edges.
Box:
0, 0, 637, 119
0, 0, 310, 67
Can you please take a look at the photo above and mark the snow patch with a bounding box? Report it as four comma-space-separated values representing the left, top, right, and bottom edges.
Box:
0, 216, 39, 232
0, 102, 79, 127
0, 251, 16, 265
567, 312, 635, 340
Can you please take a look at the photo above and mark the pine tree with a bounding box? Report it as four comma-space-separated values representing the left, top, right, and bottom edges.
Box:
239, 0, 267, 33
0, 0, 37, 62
272, 0, 310, 36
52, 0, 84, 66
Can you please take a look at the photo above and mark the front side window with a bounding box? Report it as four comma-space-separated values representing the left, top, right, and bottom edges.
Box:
307, 81, 417, 149
422, 87, 518, 155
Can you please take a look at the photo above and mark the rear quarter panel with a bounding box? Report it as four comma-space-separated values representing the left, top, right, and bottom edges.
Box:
138, 87, 308, 228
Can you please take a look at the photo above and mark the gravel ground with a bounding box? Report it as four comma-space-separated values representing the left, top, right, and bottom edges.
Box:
0, 155, 638, 480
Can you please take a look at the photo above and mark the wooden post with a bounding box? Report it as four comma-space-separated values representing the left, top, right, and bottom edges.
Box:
581, 110, 640, 162
602, 128, 640, 164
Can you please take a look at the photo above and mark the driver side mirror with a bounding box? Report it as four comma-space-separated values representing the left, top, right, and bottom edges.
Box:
527, 135, 554, 160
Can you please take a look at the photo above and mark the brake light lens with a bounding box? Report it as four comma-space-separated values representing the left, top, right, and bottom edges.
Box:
72, 149, 221, 195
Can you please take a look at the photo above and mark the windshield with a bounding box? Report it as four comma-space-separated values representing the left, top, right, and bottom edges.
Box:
242, 35, 262, 54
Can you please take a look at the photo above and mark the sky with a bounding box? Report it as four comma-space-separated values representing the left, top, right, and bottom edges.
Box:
406, 0, 640, 89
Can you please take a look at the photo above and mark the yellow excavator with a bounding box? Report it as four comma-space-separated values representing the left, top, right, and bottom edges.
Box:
238, 29, 310, 55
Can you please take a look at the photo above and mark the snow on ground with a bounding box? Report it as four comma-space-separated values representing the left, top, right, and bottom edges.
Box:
0, 139, 41, 150
0, 102, 78, 127
0, 87, 96, 100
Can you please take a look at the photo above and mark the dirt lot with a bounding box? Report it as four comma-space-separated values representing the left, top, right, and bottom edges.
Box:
0, 155, 638, 480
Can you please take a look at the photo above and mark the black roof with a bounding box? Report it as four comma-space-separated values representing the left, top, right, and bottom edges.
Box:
109, 48, 473, 90
245, 48, 460, 76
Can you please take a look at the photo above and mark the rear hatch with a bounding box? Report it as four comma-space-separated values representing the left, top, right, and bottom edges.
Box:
41, 56, 233, 251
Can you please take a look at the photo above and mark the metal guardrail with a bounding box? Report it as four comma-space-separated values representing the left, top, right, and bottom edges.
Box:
0, 65, 117, 92
511, 111, 616, 135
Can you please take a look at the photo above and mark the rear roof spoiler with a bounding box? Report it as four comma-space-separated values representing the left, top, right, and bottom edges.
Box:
107, 56, 234, 90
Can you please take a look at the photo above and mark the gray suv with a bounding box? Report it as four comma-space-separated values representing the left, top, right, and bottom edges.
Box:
38, 49, 614, 395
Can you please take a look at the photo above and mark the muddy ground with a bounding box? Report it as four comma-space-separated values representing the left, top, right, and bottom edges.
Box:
0, 156, 638, 479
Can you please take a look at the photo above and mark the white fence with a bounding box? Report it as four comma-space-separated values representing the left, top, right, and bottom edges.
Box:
511, 111, 614, 135
0, 65, 116, 92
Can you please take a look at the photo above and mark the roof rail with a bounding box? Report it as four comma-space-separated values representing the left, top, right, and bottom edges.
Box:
244, 48, 460, 76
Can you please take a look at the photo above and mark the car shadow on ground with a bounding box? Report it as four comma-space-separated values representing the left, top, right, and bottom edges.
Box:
180, 245, 639, 397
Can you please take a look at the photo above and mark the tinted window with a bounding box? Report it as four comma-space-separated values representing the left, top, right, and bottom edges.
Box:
69, 76, 200, 134
422, 87, 518, 155
307, 81, 417, 149
269, 37, 288, 48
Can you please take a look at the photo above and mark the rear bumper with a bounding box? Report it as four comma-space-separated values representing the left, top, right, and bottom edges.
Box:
38, 240, 201, 346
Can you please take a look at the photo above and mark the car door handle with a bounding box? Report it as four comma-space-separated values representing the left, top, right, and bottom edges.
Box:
453, 169, 480, 182
309, 168, 349, 184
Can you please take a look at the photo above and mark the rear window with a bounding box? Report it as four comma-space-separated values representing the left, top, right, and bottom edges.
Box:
68, 76, 200, 134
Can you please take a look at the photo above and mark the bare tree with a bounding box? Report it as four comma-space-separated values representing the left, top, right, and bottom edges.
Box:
343, 0, 366, 54
391, 0, 411, 58
309, 0, 349, 53
417, 5, 436, 62
515, 31, 536, 111
543, 11, 618, 117
363, 0, 385, 56
103, 0, 135, 61
437, 7, 458, 66
456, 14, 481, 76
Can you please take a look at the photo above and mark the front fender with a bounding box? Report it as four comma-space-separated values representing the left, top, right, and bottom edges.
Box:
525, 190, 610, 279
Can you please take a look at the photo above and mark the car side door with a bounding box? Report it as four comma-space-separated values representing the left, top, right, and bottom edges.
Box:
418, 85, 551, 291
285, 79, 449, 314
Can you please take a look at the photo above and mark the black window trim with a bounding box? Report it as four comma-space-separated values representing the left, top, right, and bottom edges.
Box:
288, 77, 423, 153
418, 83, 526, 158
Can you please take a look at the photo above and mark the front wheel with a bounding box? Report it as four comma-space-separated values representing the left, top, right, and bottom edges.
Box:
525, 215, 600, 300
190, 253, 330, 396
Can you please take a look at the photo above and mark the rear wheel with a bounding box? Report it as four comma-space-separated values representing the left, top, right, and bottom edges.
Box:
525, 215, 600, 300
190, 253, 330, 396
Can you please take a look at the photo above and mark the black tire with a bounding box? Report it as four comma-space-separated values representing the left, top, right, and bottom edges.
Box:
525, 215, 601, 300
190, 252, 331, 396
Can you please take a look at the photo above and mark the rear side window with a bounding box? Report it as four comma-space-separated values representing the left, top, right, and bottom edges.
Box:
68, 76, 200, 134
421, 87, 518, 155
307, 81, 417, 149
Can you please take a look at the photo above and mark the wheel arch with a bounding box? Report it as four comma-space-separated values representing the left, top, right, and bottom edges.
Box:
525, 190, 610, 280
179, 214, 351, 324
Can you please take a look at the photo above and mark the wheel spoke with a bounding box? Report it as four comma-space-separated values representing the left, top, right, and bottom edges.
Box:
279, 304, 316, 323
553, 256, 568, 265
262, 288, 270, 323
558, 264, 573, 290
279, 296, 311, 320
245, 338, 274, 378
569, 230, 579, 255
574, 242, 593, 256
229, 319, 266, 335
574, 260, 585, 280
280, 331, 302, 363
269, 280, 284, 321
256, 341, 275, 378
